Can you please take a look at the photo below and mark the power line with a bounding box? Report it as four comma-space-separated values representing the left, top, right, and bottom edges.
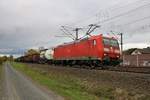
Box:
109, 16, 150, 34
60, 26, 76, 40
71, 0, 150, 30
96, 2, 150, 25
121, 16, 150, 26
102, 15, 150, 33
59, 0, 150, 42
68, 0, 144, 27
58, 26, 84, 40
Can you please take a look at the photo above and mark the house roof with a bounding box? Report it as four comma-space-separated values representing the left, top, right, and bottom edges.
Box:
123, 48, 138, 55
140, 47, 150, 54
124, 47, 150, 55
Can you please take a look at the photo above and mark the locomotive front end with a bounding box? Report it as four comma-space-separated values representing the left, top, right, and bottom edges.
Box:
102, 37, 121, 65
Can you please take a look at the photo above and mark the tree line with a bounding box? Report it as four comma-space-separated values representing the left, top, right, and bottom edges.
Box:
0, 55, 13, 65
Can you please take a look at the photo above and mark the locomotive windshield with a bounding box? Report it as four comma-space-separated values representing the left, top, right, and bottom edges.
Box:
110, 39, 119, 47
103, 38, 119, 47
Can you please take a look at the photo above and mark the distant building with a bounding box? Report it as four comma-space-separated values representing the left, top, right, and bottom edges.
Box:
123, 47, 150, 67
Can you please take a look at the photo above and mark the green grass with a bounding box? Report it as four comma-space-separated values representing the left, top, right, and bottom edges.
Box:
12, 62, 150, 100
12, 62, 99, 100
0, 66, 2, 80
0, 64, 3, 96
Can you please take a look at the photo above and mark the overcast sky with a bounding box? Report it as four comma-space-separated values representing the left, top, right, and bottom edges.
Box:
0, 0, 150, 55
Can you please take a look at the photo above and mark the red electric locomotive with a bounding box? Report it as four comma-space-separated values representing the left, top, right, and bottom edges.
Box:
53, 34, 120, 67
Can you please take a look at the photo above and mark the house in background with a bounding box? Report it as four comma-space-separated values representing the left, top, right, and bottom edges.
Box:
123, 47, 150, 67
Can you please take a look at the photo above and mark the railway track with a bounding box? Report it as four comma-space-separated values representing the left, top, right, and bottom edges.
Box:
68, 64, 150, 74
54, 64, 150, 74
108, 66, 150, 74
57, 64, 150, 74
20, 62, 150, 74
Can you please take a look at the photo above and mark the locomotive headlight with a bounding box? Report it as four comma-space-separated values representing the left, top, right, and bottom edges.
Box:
117, 56, 120, 58
110, 47, 113, 50
104, 53, 107, 56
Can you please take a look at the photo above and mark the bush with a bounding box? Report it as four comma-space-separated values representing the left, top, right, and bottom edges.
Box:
0, 56, 7, 64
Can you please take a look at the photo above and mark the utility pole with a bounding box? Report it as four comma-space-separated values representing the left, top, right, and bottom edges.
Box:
110, 31, 123, 58
120, 33, 123, 60
111, 31, 123, 65
118, 33, 123, 65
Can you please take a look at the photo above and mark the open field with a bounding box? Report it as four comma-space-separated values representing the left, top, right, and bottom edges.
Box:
12, 62, 150, 100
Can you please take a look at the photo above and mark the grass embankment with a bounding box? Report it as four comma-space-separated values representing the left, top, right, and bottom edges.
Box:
12, 62, 99, 100
0, 64, 2, 81
12, 62, 150, 100
0, 64, 2, 77
0, 68, 2, 81
0, 64, 3, 96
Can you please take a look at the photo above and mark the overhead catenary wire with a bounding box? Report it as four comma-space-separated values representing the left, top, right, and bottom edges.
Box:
58, 0, 150, 43
121, 16, 150, 27
100, 15, 150, 34
61, 26, 75, 38
68, 0, 145, 27
95, 2, 150, 25
59, 29, 75, 40
70, 0, 143, 26
67, 0, 150, 34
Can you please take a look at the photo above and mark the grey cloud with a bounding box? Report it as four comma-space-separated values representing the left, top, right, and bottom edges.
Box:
0, 0, 150, 55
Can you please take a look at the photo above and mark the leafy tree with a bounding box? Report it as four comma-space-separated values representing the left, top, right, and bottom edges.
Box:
25, 49, 39, 56
8, 55, 14, 61
0, 56, 7, 64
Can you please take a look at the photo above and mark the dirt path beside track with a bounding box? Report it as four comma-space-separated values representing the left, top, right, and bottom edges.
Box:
0, 63, 63, 100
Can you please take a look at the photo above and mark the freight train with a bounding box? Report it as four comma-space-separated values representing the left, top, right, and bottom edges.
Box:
16, 34, 121, 68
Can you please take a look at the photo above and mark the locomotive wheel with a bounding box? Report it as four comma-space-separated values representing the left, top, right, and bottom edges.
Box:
89, 60, 95, 69
103, 56, 110, 65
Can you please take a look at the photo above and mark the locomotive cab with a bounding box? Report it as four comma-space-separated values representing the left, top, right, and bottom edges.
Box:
102, 37, 120, 65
